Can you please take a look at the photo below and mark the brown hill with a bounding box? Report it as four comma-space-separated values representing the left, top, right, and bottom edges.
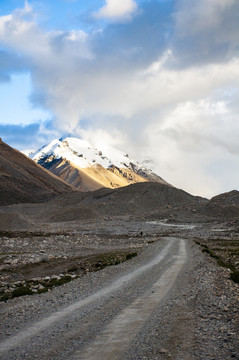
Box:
210, 190, 239, 206
202, 190, 239, 220
44, 182, 207, 222
0, 139, 76, 206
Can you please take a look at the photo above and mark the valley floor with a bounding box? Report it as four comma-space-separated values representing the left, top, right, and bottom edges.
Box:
0, 222, 238, 360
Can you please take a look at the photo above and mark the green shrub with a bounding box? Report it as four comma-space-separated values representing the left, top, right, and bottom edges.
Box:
12, 286, 33, 298
1, 293, 11, 301
126, 252, 137, 260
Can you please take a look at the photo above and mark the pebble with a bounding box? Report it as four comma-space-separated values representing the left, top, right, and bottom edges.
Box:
0, 226, 238, 360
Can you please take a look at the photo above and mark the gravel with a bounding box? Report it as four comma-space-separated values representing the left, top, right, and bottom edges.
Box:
0, 231, 238, 360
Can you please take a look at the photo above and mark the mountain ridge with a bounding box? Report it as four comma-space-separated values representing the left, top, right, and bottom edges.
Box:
30, 137, 169, 192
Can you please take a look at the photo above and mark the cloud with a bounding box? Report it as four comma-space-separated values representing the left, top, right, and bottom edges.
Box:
0, 0, 239, 196
94, 0, 138, 22
175, 0, 235, 34
0, 50, 28, 83
92, 1, 174, 66
172, 0, 239, 67
0, 5, 91, 61
0, 121, 61, 151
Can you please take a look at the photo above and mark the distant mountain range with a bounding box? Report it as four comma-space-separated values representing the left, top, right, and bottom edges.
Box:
29, 137, 169, 192
0, 138, 239, 225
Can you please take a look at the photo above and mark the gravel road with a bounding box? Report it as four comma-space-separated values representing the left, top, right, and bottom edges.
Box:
0, 237, 238, 360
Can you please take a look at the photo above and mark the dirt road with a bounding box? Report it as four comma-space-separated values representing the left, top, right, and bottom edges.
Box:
0, 237, 238, 359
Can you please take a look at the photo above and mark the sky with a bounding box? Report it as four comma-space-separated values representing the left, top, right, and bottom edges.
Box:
0, 0, 239, 198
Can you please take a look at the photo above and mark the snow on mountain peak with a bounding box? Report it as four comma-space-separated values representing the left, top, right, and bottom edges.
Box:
31, 137, 139, 170
28, 136, 168, 191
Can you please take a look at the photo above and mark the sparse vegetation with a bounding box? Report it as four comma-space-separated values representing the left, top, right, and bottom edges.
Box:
43, 275, 72, 288
195, 238, 239, 283
126, 252, 137, 260
0, 230, 68, 238
0, 285, 33, 301
12, 285, 33, 298
230, 271, 239, 284
0, 250, 139, 301
202, 247, 220, 260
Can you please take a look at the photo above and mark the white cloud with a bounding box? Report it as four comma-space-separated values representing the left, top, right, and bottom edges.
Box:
94, 0, 138, 22
172, 0, 239, 67
1, 1, 239, 197
175, 0, 235, 34
0, 4, 91, 61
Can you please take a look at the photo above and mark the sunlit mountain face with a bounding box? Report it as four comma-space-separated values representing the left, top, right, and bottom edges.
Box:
30, 137, 169, 192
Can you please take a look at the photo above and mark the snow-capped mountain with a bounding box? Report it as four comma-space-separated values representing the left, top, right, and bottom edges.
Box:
30, 137, 168, 191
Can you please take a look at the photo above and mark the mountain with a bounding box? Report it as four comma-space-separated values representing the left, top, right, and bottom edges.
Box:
210, 190, 239, 206
30, 137, 168, 192
47, 181, 207, 223
202, 190, 239, 219
0, 138, 75, 206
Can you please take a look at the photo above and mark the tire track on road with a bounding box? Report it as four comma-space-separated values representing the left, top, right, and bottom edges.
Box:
0, 239, 175, 355
71, 239, 186, 360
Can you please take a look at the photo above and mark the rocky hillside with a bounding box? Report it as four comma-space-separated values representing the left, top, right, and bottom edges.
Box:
30, 137, 168, 192
202, 190, 239, 220
0, 139, 75, 206
43, 181, 207, 223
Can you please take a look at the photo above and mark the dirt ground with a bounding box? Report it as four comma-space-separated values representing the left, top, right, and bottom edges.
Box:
1, 215, 238, 301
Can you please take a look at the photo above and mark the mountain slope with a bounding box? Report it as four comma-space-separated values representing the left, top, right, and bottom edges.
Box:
30, 137, 168, 192
44, 181, 207, 223
0, 139, 75, 206
201, 190, 239, 219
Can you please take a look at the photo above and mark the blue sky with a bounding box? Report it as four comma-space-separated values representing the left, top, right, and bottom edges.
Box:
0, 0, 103, 26
0, 0, 239, 197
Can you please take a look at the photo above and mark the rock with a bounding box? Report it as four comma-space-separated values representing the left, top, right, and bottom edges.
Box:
159, 349, 169, 354
3, 260, 12, 265
14, 281, 22, 285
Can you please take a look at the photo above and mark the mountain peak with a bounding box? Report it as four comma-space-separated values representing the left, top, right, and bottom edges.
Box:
30, 136, 168, 192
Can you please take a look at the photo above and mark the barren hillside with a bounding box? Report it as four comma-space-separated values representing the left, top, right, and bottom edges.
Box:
0, 139, 75, 206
